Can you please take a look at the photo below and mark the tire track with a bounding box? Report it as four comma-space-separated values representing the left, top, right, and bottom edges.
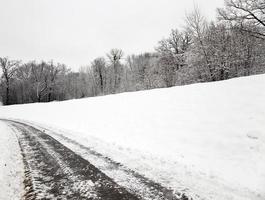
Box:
8, 121, 139, 200
39, 125, 190, 200
5, 119, 191, 200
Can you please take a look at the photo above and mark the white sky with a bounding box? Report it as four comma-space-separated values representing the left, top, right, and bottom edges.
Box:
0, 0, 224, 70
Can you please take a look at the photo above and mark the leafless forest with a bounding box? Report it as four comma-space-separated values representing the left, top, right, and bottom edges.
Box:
1, 0, 264, 105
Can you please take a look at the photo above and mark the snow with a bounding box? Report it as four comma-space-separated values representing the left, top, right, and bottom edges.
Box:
1, 74, 265, 199
0, 121, 24, 200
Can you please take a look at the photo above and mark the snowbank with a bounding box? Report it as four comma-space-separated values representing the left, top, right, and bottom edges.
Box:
0, 121, 24, 200
1, 74, 265, 200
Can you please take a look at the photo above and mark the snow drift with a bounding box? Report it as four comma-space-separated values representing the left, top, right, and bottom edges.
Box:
1, 74, 265, 200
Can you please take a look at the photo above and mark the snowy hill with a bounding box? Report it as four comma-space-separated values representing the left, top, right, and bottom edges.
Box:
1, 74, 265, 200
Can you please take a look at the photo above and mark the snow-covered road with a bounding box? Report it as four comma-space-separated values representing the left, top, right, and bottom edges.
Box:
1, 119, 190, 200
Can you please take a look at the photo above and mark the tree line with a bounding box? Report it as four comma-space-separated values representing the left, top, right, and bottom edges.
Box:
1, 0, 265, 105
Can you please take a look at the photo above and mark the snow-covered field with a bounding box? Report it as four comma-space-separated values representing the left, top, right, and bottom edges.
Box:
0, 121, 24, 200
1, 74, 265, 200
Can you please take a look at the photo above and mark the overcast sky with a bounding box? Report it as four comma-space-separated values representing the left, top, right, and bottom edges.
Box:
0, 0, 224, 70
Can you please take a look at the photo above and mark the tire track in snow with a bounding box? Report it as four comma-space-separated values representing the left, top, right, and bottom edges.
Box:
18, 120, 191, 200
6, 120, 139, 200
47, 131, 189, 200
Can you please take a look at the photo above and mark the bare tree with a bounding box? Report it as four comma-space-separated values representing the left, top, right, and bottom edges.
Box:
126, 53, 159, 90
156, 29, 192, 86
0, 57, 20, 105
91, 57, 106, 95
47, 62, 64, 102
15, 63, 33, 103
107, 49, 124, 93
185, 7, 217, 81
30, 61, 50, 102
218, 0, 265, 39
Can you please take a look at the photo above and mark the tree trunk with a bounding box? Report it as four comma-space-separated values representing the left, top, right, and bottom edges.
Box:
6, 85, 9, 105
99, 73, 103, 94
48, 87, 52, 102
